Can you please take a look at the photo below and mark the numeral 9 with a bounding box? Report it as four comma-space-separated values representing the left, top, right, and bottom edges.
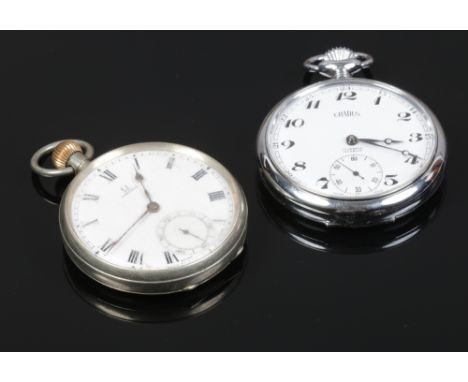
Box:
281, 140, 295, 149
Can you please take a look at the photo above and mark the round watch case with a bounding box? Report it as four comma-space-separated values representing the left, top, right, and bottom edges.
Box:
59, 142, 248, 295
257, 77, 447, 227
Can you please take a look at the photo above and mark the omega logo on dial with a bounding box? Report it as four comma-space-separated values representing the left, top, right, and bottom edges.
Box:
32, 140, 248, 294
71, 150, 235, 270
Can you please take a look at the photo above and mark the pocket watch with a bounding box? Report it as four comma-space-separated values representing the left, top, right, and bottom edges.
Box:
31, 140, 248, 294
257, 47, 446, 227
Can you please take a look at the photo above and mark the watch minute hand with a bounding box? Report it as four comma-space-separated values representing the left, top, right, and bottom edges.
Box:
357, 139, 421, 159
110, 201, 160, 251
359, 137, 404, 145
110, 209, 149, 250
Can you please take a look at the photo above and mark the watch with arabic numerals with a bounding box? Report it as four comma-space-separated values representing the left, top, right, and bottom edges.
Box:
257, 47, 446, 227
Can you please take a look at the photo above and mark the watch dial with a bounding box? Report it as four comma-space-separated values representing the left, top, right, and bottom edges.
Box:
265, 81, 437, 199
70, 149, 237, 270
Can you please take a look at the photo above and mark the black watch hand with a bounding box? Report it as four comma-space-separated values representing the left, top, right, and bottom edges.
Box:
355, 138, 421, 160
179, 228, 204, 241
359, 137, 404, 145
337, 161, 365, 180
135, 167, 157, 205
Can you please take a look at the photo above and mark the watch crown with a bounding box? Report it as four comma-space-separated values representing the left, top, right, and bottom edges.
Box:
323, 47, 356, 62
51, 140, 83, 169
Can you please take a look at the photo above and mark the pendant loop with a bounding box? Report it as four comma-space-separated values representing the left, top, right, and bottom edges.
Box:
303, 47, 373, 79
30, 139, 94, 178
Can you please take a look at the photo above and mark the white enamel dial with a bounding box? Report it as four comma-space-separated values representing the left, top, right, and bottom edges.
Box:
70, 150, 236, 270
266, 82, 437, 199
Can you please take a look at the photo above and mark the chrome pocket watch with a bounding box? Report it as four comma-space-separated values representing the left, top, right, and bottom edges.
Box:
257, 48, 446, 227
31, 140, 248, 294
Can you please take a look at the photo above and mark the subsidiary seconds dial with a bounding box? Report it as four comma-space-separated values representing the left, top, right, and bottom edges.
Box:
329, 154, 383, 195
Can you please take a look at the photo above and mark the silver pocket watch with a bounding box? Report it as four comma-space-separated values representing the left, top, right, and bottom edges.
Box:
257, 47, 446, 227
31, 140, 248, 294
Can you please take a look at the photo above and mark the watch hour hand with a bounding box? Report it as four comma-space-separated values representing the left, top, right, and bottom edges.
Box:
134, 167, 157, 204
355, 137, 422, 160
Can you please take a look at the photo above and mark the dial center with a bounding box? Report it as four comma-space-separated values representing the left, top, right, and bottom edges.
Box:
147, 201, 160, 213
346, 135, 358, 146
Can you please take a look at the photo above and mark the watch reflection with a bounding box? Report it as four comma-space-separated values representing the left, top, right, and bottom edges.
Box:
258, 179, 443, 254
31, 172, 71, 205
64, 252, 246, 323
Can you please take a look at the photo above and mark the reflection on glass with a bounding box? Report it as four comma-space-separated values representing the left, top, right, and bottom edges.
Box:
64, 252, 245, 323
258, 179, 442, 254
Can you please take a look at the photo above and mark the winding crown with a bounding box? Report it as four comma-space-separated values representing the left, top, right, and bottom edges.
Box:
51, 140, 83, 169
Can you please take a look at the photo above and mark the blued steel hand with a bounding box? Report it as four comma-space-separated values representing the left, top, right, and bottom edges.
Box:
337, 160, 365, 180
110, 202, 160, 251
134, 167, 157, 205
179, 228, 204, 241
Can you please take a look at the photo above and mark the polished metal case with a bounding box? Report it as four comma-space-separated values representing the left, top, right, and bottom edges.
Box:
257, 78, 447, 227
59, 142, 248, 294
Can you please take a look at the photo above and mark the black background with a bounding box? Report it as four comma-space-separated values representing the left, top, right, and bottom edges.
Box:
2, 32, 468, 351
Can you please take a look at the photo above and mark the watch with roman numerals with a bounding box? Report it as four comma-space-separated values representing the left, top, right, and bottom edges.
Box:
257, 47, 447, 227
31, 140, 247, 294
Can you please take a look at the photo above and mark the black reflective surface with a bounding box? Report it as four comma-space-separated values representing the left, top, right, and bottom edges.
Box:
259, 179, 444, 254
65, 252, 246, 323
2, 31, 468, 351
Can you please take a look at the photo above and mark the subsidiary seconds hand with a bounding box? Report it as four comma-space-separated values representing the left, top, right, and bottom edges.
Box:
179, 228, 204, 241
337, 160, 365, 180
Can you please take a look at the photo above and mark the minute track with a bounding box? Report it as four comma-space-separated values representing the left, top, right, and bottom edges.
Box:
69, 147, 238, 273
32, 139, 248, 294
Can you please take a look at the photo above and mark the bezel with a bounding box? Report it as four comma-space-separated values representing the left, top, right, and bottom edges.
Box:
60, 142, 248, 294
257, 78, 447, 227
